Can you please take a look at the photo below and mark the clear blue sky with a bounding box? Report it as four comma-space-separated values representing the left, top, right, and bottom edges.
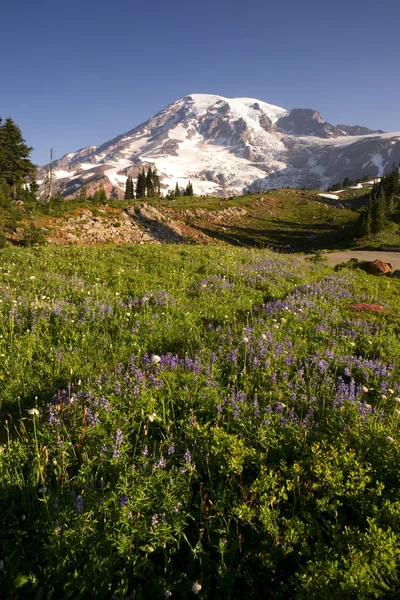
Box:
2, 0, 399, 165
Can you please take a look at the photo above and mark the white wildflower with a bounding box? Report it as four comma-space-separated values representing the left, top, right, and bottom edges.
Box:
386, 436, 394, 443
243, 336, 249, 344
192, 581, 202, 595
388, 389, 395, 395
27, 408, 39, 417
362, 386, 369, 393
148, 413, 157, 422
151, 355, 161, 365
261, 333, 267, 340
38, 487, 47, 494
164, 591, 172, 598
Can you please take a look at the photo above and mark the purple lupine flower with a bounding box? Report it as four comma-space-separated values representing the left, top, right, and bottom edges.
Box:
155, 456, 167, 469
118, 494, 129, 508
113, 429, 123, 459
151, 514, 159, 526
85, 408, 99, 427
74, 495, 84, 514
142, 445, 149, 457
183, 449, 192, 464
168, 444, 175, 455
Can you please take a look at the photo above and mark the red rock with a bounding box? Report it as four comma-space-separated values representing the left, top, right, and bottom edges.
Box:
363, 260, 394, 275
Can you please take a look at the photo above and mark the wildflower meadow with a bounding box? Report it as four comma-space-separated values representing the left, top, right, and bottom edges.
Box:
1, 244, 400, 598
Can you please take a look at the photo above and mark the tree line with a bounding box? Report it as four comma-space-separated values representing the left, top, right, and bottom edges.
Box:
124, 167, 194, 200
355, 163, 400, 237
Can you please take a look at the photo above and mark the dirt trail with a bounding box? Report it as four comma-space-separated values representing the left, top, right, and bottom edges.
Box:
324, 251, 400, 271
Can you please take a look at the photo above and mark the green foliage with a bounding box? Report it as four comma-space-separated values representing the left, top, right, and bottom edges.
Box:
0, 245, 400, 596
0, 117, 36, 197
185, 181, 194, 196
136, 168, 147, 198
22, 221, 47, 246
174, 182, 181, 197
124, 175, 134, 200
92, 187, 107, 203
78, 186, 87, 202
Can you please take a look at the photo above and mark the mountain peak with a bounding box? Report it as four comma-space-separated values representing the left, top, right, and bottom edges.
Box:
37, 94, 400, 199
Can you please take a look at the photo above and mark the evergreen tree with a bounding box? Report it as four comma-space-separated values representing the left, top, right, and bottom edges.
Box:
0, 117, 36, 197
136, 169, 146, 198
93, 187, 107, 203
356, 210, 371, 238
124, 176, 134, 200
185, 181, 193, 196
146, 168, 154, 197
152, 168, 160, 196
175, 182, 181, 197
370, 190, 386, 233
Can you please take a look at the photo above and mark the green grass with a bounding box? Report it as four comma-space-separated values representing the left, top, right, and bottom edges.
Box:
1, 244, 400, 598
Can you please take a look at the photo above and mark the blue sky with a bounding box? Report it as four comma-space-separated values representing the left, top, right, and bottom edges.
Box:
1, 0, 399, 165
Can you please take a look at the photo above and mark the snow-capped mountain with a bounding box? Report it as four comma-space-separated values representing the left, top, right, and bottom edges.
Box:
37, 94, 400, 197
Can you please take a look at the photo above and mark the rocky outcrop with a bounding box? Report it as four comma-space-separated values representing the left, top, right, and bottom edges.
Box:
50, 208, 154, 245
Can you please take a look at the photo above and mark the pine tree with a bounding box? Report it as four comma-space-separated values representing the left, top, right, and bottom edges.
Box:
124, 176, 134, 199
146, 168, 154, 197
370, 191, 385, 233
136, 169, 146, 198
356, 210, 371, 238
175, 182, 181, 197
152, 168, 160, 196
185, 181, 193, 196
0, 117, 36, 197
93, 187, 107, 203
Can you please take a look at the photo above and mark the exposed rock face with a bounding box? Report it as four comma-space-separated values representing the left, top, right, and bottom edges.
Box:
36, 94, 399, 199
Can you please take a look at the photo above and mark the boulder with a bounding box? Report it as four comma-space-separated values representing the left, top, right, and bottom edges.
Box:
363, 259, 394, 275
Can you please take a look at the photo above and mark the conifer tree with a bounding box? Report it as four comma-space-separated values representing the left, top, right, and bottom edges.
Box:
136, 169, 146, 198
175, 182, 181, 197
370, 190, 385, 233
146, 168, 154, 197
356, 210, 371, 238
124, 176, 134, 200
185, 181, 193, 196
93, 187, 107, 203
152, 168, 160, 196
0, 117, 36, 197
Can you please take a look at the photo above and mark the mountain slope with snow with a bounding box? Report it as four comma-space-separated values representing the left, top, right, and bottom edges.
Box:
37, 94, 400, 198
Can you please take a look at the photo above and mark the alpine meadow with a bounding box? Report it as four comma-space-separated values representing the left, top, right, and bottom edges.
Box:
2, 80, 400, 599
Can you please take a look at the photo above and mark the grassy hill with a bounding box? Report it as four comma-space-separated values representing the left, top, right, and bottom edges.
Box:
1, 186, 399, 251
